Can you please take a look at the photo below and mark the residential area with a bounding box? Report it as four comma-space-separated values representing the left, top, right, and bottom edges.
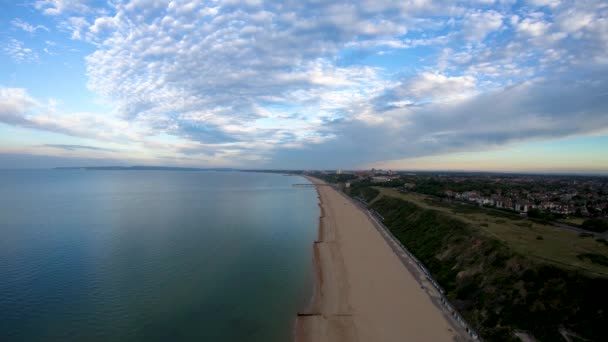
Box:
308, 169, 608, 232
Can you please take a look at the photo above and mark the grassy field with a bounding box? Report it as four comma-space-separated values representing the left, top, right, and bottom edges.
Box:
374, 187, 608, 276
559, 217, 586, 226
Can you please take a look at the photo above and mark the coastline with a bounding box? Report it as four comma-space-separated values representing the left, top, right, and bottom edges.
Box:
293, 179, 324, 341
294, 176, 466, 342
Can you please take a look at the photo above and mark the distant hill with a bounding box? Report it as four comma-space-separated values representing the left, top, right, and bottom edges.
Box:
54, 166, 236, 171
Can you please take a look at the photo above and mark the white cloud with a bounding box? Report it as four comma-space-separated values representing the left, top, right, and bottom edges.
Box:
516, 17, 551, 37
89, 16, 118, 34
0, 86, 137, 143
16, 0, 608, 167
11, 19, 49, 33
266, 75, 608, 168
81, 0, 403, 156
462, 10, 504, 41
34, 0, 91, 16
59, 16, 90, 39
392, 73, 478, 103
0, 88, 38, 121
527, 0, 561, 8
557, 9, 594, 34
3, 39, 39, 63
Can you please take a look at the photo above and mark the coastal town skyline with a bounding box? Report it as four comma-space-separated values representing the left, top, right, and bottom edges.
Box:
1, 0, 608, 172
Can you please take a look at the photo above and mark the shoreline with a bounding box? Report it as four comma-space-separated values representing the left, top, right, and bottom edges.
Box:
292, 177, 323, 341
294, 176, 467, 342
298, 183, 324, 315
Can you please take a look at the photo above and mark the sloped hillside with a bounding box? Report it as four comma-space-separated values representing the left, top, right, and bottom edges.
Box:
371, 196, 608, 341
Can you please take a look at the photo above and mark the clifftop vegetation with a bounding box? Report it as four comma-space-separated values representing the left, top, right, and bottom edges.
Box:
350, 185, 608, 341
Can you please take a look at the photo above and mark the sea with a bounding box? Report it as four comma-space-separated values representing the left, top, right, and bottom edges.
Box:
0, 170, 319, 341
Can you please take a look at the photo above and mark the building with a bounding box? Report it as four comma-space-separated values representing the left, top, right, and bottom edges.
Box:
372, 175, 400, 183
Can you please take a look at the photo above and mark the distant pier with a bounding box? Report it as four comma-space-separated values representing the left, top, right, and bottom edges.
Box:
292, 183, 330, 187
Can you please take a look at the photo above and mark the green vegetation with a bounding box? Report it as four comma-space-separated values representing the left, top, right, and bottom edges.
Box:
375, 187, 608, 274
309, 172, 356, 184
528, 208, 564, 222
356, 187, 608, 341
561, 217, 586, 226
376, 187, 524, 220
581, 218, 608, 233
396, 175, 544, 198
348, 185, 379, 203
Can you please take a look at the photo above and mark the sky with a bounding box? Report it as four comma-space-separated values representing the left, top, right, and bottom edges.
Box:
0, 0, 607, 172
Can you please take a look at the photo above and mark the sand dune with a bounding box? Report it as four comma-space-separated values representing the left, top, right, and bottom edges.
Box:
295, 177, 464, 342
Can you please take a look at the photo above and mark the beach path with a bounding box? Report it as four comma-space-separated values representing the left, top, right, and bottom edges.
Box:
295, 178, 461, 342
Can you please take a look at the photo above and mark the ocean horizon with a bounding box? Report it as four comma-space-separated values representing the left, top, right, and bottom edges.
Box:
0, 170, 319, 341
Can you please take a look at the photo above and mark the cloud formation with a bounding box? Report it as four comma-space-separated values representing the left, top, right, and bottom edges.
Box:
11, 19, 49, 33
3, 39, 39, 63
2, 0, 607, 168
42, 144, 117, 152
34, 0, 93, 16
0, 87, 141, 144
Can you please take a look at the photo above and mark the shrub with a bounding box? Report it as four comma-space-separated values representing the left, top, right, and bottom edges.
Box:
582, 219, 608, 233
577, 253, 608, 266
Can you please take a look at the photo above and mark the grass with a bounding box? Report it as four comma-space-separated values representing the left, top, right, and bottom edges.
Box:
561, 217, 585, 226
374, 187, 608, 276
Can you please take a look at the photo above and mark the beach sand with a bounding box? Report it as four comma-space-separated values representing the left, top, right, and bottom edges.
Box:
295, 177, 463, 342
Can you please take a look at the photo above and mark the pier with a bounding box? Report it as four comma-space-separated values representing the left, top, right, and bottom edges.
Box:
292, 183, 331, 187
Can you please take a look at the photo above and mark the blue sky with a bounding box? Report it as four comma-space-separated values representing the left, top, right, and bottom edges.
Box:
1, 0, 607, 172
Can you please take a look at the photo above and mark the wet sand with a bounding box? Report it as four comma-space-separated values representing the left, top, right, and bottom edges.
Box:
295, 177, 463, 342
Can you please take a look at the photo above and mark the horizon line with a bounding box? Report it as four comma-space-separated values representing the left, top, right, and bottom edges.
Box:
0, 166, 606, 177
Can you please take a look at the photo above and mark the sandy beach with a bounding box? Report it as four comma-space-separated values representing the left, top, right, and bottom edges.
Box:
295, 177, 464, 342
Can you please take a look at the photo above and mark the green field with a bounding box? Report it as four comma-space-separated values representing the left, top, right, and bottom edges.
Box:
560, 217, 586, 226
374, 187, 608, 276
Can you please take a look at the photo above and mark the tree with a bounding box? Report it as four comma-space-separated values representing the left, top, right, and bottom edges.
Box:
581, 219, 608, 233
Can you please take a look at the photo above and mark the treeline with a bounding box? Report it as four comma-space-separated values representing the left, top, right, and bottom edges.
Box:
527, 208, 567, 222
581, 218, 608, 233
308, 172, 356, 184
369, 195, 608, 341
399, 176, 530, 197
348, 184, 379, 203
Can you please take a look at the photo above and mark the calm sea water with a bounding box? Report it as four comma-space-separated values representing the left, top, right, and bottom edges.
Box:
0, 170, 318, 341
